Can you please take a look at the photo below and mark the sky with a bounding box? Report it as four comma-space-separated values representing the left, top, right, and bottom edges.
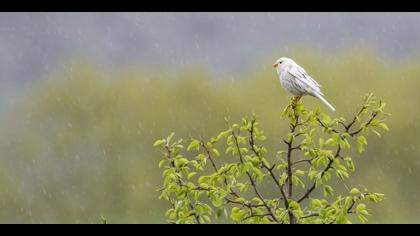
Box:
1, 12, 420, 84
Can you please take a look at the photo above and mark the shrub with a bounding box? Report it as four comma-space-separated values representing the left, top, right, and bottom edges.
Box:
155, 93, 390, 224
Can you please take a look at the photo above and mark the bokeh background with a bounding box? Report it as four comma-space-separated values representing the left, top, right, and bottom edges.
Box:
0, 12, 420, 223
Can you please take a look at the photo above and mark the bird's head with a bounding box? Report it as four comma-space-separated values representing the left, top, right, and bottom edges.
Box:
273, 57, 295, 71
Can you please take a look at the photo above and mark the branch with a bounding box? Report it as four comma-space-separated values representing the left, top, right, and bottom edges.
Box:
248, 120, 289, 211
200, 141, 219, 173
292, 159, 312, 165
349, 111, 378, 137
231, 129, 280, 224
347, 199, 356, 214
186, 185, 265, 209
284, 106, 301, 224
299, 212, 319, 219
241, 213, 273, 223
316, 117, 339, 134
225, 197, 265, 208
297, 145, 341, 203
200, 141, 240, 198
165, 144, 201, 224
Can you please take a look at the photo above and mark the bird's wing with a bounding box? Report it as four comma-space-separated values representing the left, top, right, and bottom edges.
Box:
287, 65, 323, 96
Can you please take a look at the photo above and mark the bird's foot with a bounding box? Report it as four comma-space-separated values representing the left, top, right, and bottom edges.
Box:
291, 96, 302, 108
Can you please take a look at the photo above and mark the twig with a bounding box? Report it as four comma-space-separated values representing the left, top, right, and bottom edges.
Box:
316, 117, 339, 134
200, 141, 240, 198
248, 120, 289, 211
299, 212, 319, 219
165, 144, 201, 224
297, 145, 341, 203
349, 111, 378, 137
292, 159, 312, 165
231, 129, 280, 224
241, 213, 273, 222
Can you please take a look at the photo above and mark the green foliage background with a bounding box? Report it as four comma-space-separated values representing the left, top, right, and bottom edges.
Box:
0, 47, 418, 223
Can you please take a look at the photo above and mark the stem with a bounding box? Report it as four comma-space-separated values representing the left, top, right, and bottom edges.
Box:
284, 104, 301, 224
201, 141, 240, 198
349, 111, 378, 137
231, 129, 280, 223
165, 144, 201, 224
297, 145, 341, 203
248, 120, 289, 212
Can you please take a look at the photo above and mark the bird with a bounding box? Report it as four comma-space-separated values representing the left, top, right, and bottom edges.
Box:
273, 57, 335, 111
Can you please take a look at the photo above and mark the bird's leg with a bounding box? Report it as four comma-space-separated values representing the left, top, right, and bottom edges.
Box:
291, 96, 302, 107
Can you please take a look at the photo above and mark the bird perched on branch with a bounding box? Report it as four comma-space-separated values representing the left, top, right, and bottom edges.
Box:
273, 57, 335, 111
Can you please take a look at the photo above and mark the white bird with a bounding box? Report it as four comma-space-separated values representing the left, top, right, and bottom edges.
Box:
273, 57, 335, 111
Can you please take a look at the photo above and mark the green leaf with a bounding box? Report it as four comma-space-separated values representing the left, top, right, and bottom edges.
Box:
336, 169, 349, 180
279, 172, 288, 185
287, 133, 295, 142
216, 130, 229, 141
158, 159, 166, 168
310, 199, 322, 209
202, 215, 211, 223
368, 193, 384, 202
335, 215, 351, 224
198, 176, 209, 184
377, 123, 389, 132
315, 176, 323, 188
350, 188, 361, 195
344, 157, 355, 172
225, 146, 233, 155
357, 136, 367, 153
153, 139, 166, 147
319, 137, 325, 148
323, 185, 334, 196
235, 197, 246, 203
167, 132, 175, 142
308, 170, 318, 180
324, 138, 336, 146
230, 207, 246, 222
212, 148, 220, 157
356, 203, 367, 213
372, 129, 382, 137
295, 169, 305, 177
292, 175, 305, 189
187, 172, 197, 180
175, 158, 189, 168
357, 214, 368, 224
251, 197, 263, 204
212, 197, 224, 208
187, 139, 200, 151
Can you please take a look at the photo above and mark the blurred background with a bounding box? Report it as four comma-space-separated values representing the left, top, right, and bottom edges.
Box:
0, 12, 419, 223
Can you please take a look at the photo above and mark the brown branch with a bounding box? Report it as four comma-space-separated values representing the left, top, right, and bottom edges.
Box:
292, 159, 312, 165
165, 144, 201, 224
286, 140, 293, 198
241, 213, 273, 222
349, 111, 378, 137
283, 107, 301, 224
297, 145, 341, 203
316, 117, 339, 134
231, 129, 280, 224
248, 120, 289, 211
186, 185, 265, 209
200, 141, 219, 173
299, 212, 319, 219
291, 145, 301, 151
347, 199, 356, 214
200, 141, 240, 198
225, 197, 265, 208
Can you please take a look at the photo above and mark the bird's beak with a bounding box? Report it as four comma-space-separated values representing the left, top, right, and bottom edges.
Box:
273, 63, 278, 68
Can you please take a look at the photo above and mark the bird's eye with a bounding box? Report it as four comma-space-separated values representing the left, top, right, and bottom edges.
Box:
279, 61, 282, 64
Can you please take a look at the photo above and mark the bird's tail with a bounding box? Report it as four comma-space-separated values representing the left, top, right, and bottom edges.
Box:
313, 93, 335, 111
